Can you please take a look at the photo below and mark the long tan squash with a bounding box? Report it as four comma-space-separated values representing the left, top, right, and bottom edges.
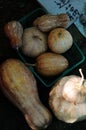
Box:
0, 58, 52, 130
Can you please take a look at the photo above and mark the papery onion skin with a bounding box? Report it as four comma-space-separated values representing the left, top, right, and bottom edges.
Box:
48, 28, 73, 54
49, 74, 86, 123
21, 27, 48, 58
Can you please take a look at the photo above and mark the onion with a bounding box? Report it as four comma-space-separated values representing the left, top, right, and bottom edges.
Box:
49, 69, 86, 123
48, 28, 73, 54
62, 69, 85, 103
21, 27, 48, 58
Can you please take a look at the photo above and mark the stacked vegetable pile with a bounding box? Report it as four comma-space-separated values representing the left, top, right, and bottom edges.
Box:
0, 12, 86, 130
4, 13, 73, 77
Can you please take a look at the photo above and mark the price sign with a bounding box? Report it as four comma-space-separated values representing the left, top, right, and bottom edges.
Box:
54, 0, 80, 25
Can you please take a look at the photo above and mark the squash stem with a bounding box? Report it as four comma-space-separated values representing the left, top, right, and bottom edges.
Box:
79, 68, 84, 86
76, 68, 84, 90
25, 62, 36, 67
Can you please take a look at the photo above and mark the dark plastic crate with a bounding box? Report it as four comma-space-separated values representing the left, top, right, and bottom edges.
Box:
17, 8, 85, 87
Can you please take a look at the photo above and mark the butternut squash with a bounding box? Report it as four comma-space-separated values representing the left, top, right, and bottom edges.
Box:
33, 13, 69, 32
4, 21, 23, 49
0, 59, 52, 130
